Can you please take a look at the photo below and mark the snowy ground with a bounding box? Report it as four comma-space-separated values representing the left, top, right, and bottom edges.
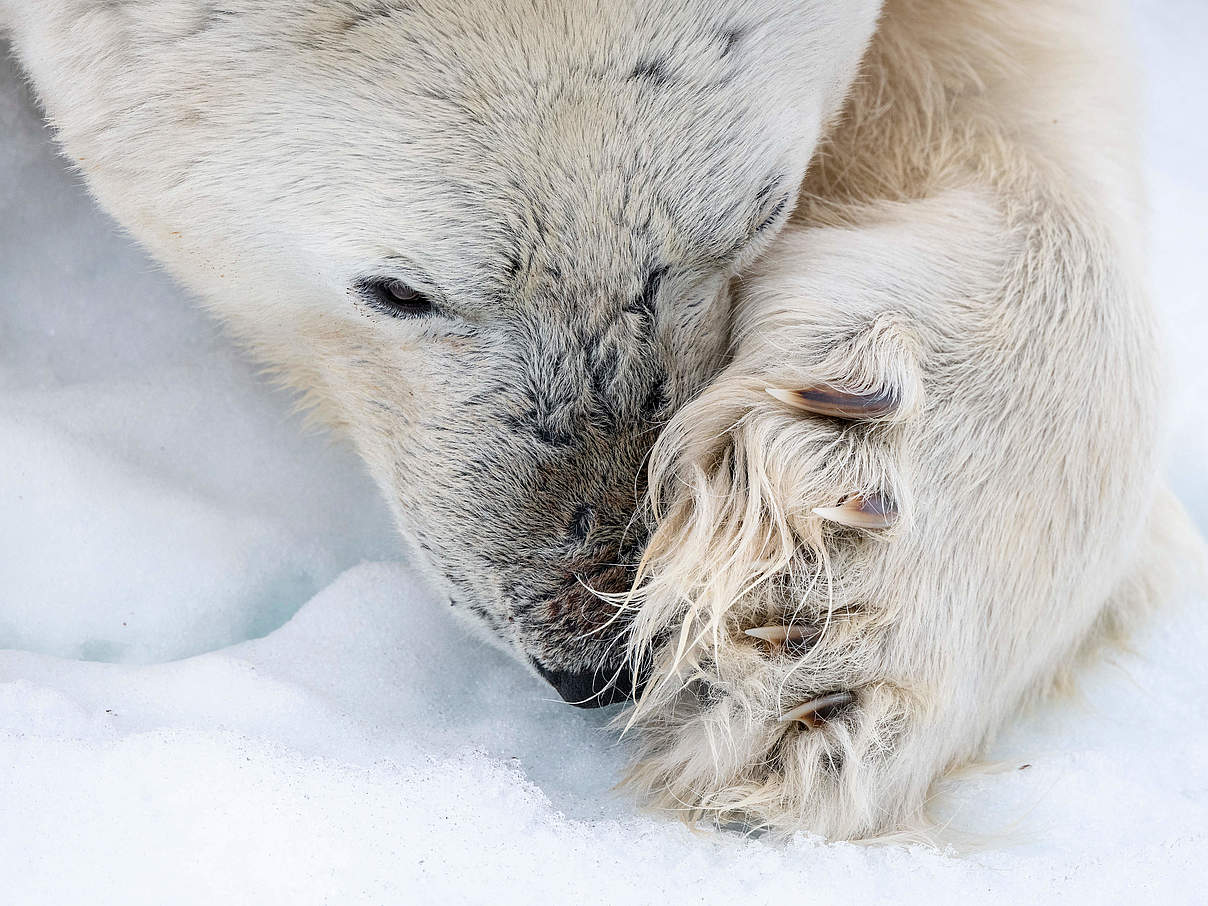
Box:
2, 4, 1206, 904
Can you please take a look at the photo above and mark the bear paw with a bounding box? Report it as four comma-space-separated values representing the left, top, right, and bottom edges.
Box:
621, 312, 933, 838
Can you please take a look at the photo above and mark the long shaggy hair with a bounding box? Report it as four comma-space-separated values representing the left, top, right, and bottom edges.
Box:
615, 0, 1205, 837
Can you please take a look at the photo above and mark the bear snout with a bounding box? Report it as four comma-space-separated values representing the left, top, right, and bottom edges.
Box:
531, 659, 642, 709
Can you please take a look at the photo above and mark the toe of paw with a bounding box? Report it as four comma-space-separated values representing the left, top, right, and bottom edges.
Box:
778, 690, 858, 728
627, 680, 918, 837
764, 383, 903, 422
765, 314, 924, 422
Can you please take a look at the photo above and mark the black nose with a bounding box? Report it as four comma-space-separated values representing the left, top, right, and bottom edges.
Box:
532, 661, 642, 708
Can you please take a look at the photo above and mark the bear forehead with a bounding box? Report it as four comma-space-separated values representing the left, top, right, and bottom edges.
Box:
297, 0, 758, 81
92, 1, 805, 304
280, 1, 788, 188
250, 4, 792, 292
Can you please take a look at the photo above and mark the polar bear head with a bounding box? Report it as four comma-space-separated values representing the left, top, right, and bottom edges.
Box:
15, 0, 880, 703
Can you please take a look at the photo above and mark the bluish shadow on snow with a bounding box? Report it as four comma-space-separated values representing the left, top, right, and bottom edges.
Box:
0, 48, 399, 664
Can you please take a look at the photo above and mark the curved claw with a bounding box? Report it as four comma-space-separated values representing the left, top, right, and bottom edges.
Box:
813, 494, 897, 530
744, 625, 811, 644
765, 385, 897, 421
779, 691, 856, 728
744, 624, 815, 654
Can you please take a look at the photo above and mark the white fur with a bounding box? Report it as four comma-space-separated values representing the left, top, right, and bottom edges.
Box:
3, 0, 1201, 839
621, 0, 1205, 837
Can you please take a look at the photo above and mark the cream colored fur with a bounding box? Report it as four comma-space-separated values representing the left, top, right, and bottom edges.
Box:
2, 0, 1200, 840
622, 0, 1202, 837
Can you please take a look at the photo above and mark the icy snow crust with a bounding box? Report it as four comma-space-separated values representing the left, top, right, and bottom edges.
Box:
2, 4, 1206, 902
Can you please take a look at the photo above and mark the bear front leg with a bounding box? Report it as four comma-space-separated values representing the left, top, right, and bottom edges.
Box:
622, 188, 1167, 838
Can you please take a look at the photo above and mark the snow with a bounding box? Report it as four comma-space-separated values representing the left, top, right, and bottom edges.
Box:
1, 4, 1206, 902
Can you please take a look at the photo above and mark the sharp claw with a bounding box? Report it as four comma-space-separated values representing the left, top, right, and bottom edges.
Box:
779, 691, 856, 728
813, 494, 897, 530
744, 625, 810, 645
765, 385, 897, 420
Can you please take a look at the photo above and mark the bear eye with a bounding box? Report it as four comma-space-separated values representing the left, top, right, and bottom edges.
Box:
357, 277, 436, 318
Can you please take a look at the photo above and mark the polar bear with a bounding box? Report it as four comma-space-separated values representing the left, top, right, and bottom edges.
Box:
1, 0, 1200, 838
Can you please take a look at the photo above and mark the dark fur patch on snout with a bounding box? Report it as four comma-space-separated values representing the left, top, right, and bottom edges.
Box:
567, 504, 595, 543
625, 265, 667, 322
506, 402, 575, 447
544, 560, 636, 621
